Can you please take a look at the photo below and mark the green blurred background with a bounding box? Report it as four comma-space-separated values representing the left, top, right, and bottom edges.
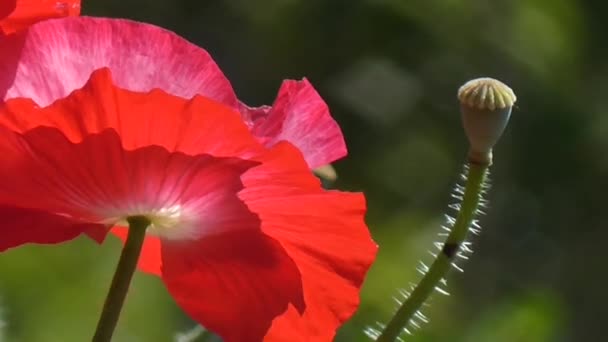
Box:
1, 0, 604, 341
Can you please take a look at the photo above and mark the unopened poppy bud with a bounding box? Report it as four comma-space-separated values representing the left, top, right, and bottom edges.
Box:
458, 77, 516, 165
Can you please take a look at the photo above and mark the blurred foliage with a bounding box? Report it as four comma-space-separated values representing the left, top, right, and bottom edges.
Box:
1, 0, 605, 341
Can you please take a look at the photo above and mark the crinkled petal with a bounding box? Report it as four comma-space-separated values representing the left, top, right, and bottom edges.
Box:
0, 205, 106, 252
0, 0, 80, 35
239, 142, 377, 340
260, 193, 374, 341
241, 79, 348, 168
161, 230, 305, 342
0, 68, 262, 157
0, 16, 237, 107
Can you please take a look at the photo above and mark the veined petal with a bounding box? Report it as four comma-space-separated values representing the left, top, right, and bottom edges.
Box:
0, 126, 259, 240
0, 0, 80, 35
240, 142, 377, 340
0, 16, 237, 107
0, 68, 263, 157
109, 139, 320, 278
241, 79, 348, 168
161, 230, 304, 342
0, 205, 106, 252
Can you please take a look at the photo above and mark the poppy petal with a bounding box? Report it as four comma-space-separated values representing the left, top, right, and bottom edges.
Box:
0, 124, 258, 239
241, 79, 348, 168
0, 205, 105, 252
261, 193, 374, 341
0, 16, 237, 107
0, 68, 262, 157
0, 0, 80, 35
161, 230, 305, 342
240, 142, 377, 340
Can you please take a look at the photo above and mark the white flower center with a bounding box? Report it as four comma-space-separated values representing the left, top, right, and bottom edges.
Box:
101, 204, 201, 240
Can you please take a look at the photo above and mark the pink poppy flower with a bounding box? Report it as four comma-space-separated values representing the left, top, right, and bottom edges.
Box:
0, 17, 376, 341
0, 0, 80, 35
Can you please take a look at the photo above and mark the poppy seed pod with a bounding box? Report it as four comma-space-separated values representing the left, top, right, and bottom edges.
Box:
458, 77, 516, 165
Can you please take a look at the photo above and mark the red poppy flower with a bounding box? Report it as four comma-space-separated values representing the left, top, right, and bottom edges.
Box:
0, 18, 376, 341
0, 0, 80, 35
0, 68, 376, 340
0, 16, 346, 169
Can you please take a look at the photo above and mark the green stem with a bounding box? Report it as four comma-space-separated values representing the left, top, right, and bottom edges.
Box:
377, 163, 488, 342
92, 216, 150, 342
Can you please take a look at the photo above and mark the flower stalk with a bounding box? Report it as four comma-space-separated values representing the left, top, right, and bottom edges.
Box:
92, 215, 150, 342
376, 163, 488, 341
375, 77, 515, 341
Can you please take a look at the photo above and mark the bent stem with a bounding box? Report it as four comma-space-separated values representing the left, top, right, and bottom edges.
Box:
93, 216, 150, 342
377, 163, 488, 342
